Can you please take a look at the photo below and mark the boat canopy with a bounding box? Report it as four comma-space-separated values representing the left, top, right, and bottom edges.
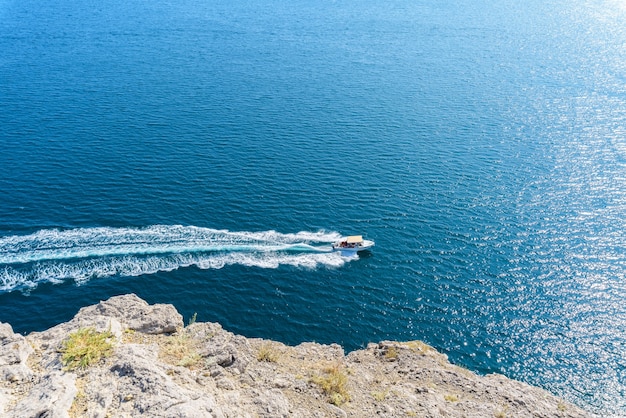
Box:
346, 235, 363, 244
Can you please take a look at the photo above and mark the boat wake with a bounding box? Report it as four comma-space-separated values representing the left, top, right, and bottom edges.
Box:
0, 225, 347, 293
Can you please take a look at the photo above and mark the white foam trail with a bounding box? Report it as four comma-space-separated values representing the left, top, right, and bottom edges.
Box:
0, 225, 342, 264
0, 226, 349, 293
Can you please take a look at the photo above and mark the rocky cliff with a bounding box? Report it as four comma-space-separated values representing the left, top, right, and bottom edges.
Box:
0, 294, 591, 417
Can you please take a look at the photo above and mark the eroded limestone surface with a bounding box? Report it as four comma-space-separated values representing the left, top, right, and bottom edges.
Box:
0, 294, 592, 417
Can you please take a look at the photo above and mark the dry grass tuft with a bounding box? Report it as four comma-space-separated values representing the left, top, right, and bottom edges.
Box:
371, 389, 389, 402
69, 381, 88, 417
494, 404, 509, 418
310, 362, 350, 405
444, 393, 459, 402
402, 340, 434, 354
257, 342, 281, 363
160, 330, 202, 369
384, 345, 399, 361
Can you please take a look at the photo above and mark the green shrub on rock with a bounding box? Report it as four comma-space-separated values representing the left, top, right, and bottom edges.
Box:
59, 327, 114, 370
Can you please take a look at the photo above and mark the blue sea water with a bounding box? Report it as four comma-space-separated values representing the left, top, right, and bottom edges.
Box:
2, 0, 626, 414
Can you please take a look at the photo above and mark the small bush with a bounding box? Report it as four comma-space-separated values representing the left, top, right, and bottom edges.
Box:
384, 346, 399, 361
161, 331, 201, 369
444, 393, 459, 402
310, 363, 350, 405
257, 342, 280, 363
60, 327, 114, 370
178, 351, 202, 368
371, 389, 388, 402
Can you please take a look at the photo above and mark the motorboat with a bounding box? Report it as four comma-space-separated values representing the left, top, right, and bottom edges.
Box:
331, 235, 374, 253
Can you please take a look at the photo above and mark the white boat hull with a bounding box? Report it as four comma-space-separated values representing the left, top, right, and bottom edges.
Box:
332, 238, 375, 253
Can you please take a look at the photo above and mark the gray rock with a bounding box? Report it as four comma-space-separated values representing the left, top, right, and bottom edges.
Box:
0, 387, 12, 415
215, 376, 236, 390
83, 373, 118, 418
110, 343, 178, 396
0, 322, 34, 383
0, 295, 594, 418
272, 376, 291, 389
106, 343, 225, 417
165, 397, 221, 418
78, 294, 183, 334
255, 388, 291, 417
198, 327, 252, 374
10, 371, 77, 418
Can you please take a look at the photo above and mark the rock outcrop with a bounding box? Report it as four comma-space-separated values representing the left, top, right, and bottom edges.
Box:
0, 294, 592, 417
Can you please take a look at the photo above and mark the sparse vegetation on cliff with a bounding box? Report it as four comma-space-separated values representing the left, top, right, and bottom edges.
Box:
310, 362, 350, 405
257, 341, 280, 363
0, 294, 593, 418
59, 327, 114, 370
